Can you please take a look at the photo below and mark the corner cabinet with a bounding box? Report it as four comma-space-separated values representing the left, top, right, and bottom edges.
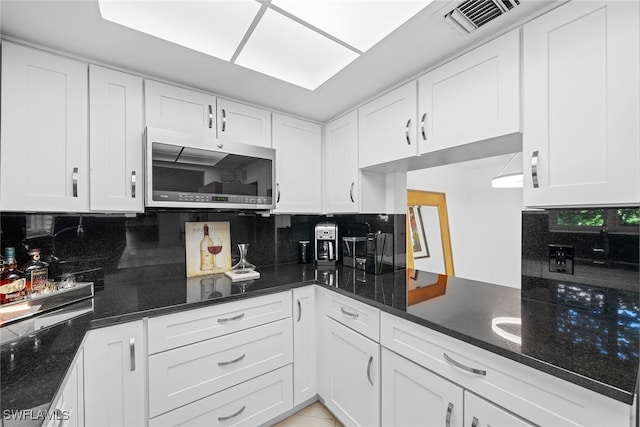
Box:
324, 111, 359, 213
83, 320, 146, 427
216, 98, 271, 147
144, 79, 217, 138
358, 81, 418, 169
418, 29, 520, 154
0, 41, 88, 212
272, 114, 322, 213
522, 0, 640, 207
293, 286, 317, 406
89, 65, 144, 213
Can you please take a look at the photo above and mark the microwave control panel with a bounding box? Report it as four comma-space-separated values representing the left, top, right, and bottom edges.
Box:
153, 191, 270, 205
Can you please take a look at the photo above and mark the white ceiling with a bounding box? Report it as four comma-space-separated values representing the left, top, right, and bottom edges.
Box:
0, 0, 558, 123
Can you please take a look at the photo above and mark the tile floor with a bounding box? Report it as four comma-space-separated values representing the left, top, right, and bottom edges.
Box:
272, 401, 344, 427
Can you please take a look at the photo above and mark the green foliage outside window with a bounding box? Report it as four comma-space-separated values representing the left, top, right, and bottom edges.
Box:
618, 208, 640, 225
557, 210, 604, 227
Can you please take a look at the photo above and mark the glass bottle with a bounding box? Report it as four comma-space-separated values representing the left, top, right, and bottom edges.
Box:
232, 244, 255, 272
22, 248, 49, 296
200, 225, 214, 271
0, 247, 27, 303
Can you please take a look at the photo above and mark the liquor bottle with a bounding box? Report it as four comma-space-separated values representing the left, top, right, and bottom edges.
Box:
200, 225, 214, 271
22, 248, 49, 296
0, 247, 27, 303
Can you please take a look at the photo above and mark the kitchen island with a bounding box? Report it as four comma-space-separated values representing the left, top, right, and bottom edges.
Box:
1, 263, 637, 425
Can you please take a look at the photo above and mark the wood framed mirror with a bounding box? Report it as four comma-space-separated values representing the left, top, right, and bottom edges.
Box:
406, 189, 454, 275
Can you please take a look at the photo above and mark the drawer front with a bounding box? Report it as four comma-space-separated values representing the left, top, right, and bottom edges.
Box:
325, 290, 380, 342
148, 291, 292, 354
148, 318, 293, 418
380, 312, 631, 427
149, 365, 293, 427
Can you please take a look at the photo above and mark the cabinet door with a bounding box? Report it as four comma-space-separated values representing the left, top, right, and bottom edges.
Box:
46, 349, 85, 427
418, 29, 520, 154
523, 1, 640, 206
465, 392, 534, 427
293, 286, 317, 406
217, 98, 271, 147
324, 317, 380, 427
83, 320, 145, 427
89, 65, 144, 212
358, 81, 418, 169
382, 348, 463, 427
0, 41, 88, 212
144, 79, 217, 138
272, 114, 322, 213
324, 111, 359, 213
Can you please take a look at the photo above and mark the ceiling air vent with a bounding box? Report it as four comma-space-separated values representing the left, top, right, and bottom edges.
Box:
444, 0, 521, 35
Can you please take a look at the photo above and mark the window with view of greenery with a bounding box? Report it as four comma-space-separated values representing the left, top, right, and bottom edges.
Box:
618, 208, 640, 225
555, 208, 639, 228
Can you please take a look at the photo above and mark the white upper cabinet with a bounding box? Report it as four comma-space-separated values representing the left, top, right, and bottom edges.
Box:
358, 81, 418, 168
324, 111, 359, 213
144, 79, 217, 138
89, 65, 144, 213
522, 0, 640, 207
1, 41, 88, 212
216, 98, 271, 147
418, 29, 520, 154
272, 113, 322, 213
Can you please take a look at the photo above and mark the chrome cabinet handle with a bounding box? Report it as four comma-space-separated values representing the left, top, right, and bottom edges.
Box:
129, 338, 136, 371
218, 405, 246, 422
420, 113, 427, 140
221, 108, 227, 132
217, 313, 245, 324
349, 182, 355, 203
531, 150, 539, 188
471, 416, 479, 427
405, 119, 412, 145
366, 355, 374, 386
443, 352, 486, 376
297, 299, 302, 322
208, 105, 213, 129
218, 353, 246, 367
131, 171, 136, 198
276, 183, 281, 203
72, 167, 79, 198
340, 307, 359, 319
445, 402, 453, 427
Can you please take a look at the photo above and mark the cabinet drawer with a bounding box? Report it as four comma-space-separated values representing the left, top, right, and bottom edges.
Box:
148, 318, 293, 418
325, 290, 379, 342
148, 291, 291, 354
380, 312, 632, 427
149, 365, 293, 427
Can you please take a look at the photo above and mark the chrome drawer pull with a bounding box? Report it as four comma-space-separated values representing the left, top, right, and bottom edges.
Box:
208, 105, 213, 129
129, 338, 136, 371
72, 167, 79, 198
217, 313, 245, 324
218, 405, 245, 422
340, 307, 359, 319
445, 402, 453, 427
131, 171, 136, 198
531, 150, 539, 188
218, 353, 246, 367
297, 299, 302, 322
443, 352, 486, 376
366, 355, 374, 386
420, 112, 427, 141
221, 108, 227, 132
405, 119, 412, 145
471, 416, 479, 427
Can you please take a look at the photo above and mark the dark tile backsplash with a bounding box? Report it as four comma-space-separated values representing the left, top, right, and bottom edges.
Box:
0, 211, 406, 288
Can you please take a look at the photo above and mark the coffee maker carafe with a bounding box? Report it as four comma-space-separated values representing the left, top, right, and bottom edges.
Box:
315, 222, 338, 266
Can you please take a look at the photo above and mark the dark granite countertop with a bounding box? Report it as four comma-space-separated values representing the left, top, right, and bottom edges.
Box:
2, 263, 638, 424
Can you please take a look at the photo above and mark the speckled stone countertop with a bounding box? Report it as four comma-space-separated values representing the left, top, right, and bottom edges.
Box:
1, 263, 638, 425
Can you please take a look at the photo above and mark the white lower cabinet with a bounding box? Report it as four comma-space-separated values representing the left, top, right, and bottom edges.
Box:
382, 348, 463, 427
465, 392, 534, 427
46, 349, 85, 427
83, 320, 145, 427
148, 365, 293, 427
293, 286, 317, 406
323, 317, 380, 427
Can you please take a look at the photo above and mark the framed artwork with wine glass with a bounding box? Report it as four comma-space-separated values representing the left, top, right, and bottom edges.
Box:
185, 221, 232, 277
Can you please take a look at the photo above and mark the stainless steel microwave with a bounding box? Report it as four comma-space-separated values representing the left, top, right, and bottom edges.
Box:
145, 127, 275, 210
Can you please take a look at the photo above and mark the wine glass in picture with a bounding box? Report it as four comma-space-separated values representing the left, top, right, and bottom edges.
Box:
208, 237, 223, 271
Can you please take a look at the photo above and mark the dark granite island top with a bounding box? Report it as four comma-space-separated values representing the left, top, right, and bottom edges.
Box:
1, 263, 638, 425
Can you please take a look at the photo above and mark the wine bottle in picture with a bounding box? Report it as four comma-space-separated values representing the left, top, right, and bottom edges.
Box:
200, 225, 214, 271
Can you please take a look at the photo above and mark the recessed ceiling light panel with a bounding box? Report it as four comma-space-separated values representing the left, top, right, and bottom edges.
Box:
235, 8, 358, 90
98, 0, 261, 60
271, 0, 434, 51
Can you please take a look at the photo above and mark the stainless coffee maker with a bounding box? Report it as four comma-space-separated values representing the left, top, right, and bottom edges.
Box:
315, 222, 338, 266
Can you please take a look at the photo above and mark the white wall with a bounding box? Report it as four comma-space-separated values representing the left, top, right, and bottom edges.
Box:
407, 154, 522, 288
